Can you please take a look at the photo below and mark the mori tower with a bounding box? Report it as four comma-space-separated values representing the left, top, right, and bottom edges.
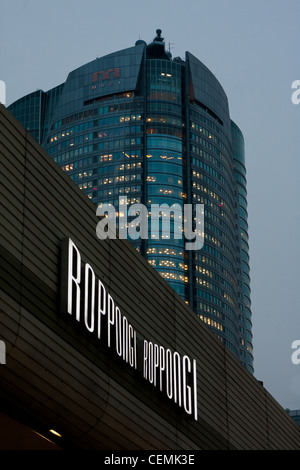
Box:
8, 30, 253, 372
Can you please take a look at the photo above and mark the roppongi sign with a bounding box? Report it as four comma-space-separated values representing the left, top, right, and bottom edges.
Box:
60, 237, 198, 421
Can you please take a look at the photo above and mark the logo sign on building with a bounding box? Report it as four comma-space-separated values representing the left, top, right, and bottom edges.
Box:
92, 68, 121, 82
91, 68, 121, 90
60, 237, 198, 421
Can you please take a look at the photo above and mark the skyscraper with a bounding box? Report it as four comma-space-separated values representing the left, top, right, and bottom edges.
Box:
8, 29, 253, 373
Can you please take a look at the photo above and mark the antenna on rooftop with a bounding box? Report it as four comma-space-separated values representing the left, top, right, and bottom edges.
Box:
168, 42, 175, 53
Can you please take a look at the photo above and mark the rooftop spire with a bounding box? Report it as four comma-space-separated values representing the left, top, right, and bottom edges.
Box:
147, 28, 170, 60
155, 29, 164, 42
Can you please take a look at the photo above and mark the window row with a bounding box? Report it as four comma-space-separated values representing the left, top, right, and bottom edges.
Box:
191, 132, 230, 162
146, 126, 184, 139
192, 158, 228, 188
147, 259, 188, 270
97, 197, 142, 207
159, 272, 188, 283
195, 289, 236, 319
148, 90, 181, 103
95, 186, 142, 197
97, 161, 142, 175
147, 135, 183, 152
204, 233, 237, 274
66, 161, 143, 181
190, 107, 229, 147
98, 173, 142, 185
98, 125, 143, 138
196, 263, 239, 302
147, 101, 182, 116
199, 315, 224, 332
146, 115, 183, 127
234, 169, 247, 187
47, 136, 93, 155
59, 156, 93, 170
98, 137, 142, 150
58, 147, 94, 166
196, 254, 236, 290
147, 186, 186, 199
51, 101, 143, 130
49, 120, 143, 143
190, 121, 230, 155
194, 193, 234, 229
203, 206, 236, 246
205, 220, 232, 252
192, 169, 235, 209
192, 181, 228, 209
191, 144, 233, 185
48, 120, 94, 142
51, 146, 95, 162
97, 150, 142, 163
147, 175, 183, 186
147, 247, 184, 257
198, 302, 223, 320
195, 277, 236, 307
201, 242, 236, 277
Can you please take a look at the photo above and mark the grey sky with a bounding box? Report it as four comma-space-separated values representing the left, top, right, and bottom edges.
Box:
1, 0, 300, 411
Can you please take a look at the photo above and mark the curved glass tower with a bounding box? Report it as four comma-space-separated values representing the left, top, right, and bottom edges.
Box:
231, 121, 253, 367
8, 29, 253, 373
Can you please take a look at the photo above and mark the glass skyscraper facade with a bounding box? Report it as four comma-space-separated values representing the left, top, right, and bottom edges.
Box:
8, 30, 253, 373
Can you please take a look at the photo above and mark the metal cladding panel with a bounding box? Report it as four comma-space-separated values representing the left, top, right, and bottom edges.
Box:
231, 119, 246, 168
186, 51, 231, 136
50, 44, 145, 121
1, 104, 300, 450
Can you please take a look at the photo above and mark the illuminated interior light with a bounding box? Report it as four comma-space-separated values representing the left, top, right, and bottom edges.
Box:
49, 429, 62, 438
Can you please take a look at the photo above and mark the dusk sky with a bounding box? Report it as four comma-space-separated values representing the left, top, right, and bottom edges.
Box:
1, 0, 299, 411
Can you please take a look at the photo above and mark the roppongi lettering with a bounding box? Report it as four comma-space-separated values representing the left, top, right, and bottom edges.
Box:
60, 237, 198, 421
61, 237, 138, 369
143, 341, 197, 420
